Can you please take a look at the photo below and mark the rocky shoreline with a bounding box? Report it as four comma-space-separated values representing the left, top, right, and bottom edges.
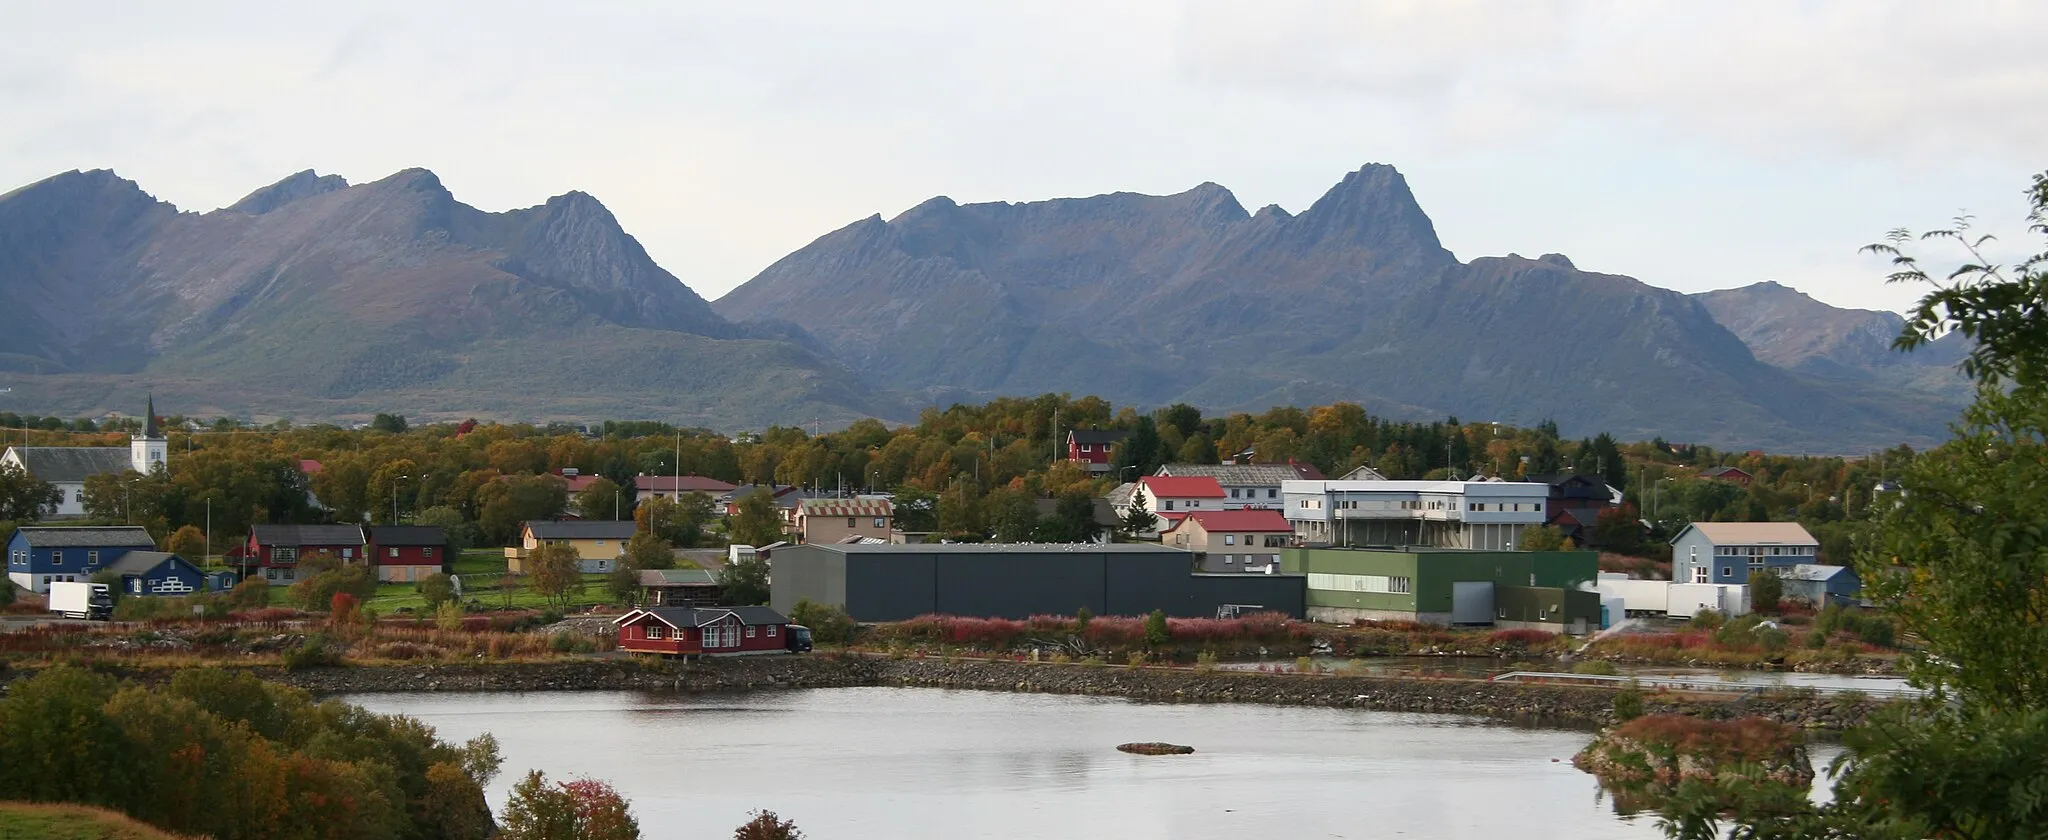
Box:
2, 655, 1888, 730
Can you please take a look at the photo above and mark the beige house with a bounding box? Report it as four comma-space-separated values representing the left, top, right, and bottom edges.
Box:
1157, 509, 1296, 573
793, 498, 893, 545
507, 520, 636, 574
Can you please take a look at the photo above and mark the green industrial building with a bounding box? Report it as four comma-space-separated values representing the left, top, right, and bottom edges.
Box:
1280, 546, 1602, 632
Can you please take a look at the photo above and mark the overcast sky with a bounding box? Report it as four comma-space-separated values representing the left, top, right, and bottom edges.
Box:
5, 2, 2043, 313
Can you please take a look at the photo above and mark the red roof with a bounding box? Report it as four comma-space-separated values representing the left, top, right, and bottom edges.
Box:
636, 475, 738, 493
562, 474, 604, 493
1138, 475, 1225, 498
1172, 509, 1293, 533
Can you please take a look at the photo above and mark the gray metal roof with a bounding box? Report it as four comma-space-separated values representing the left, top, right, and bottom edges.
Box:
1068, 429, 1128, 445
1157, 463, 1326, 484
799, 543, 1190, 555
526, 520, 637, 540
631, 604, 789, 628
250, 524, 366, 546
639, 568, 717, 586
105, 550, 188, 576
15, 526, 156, 548
8, 447, 132, 483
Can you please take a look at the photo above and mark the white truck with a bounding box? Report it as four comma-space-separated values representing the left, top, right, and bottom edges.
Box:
49, 581, 114, 621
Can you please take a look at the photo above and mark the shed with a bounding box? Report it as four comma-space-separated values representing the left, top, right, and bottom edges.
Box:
1777, 563, 1861, 606
105, 551, 205, 597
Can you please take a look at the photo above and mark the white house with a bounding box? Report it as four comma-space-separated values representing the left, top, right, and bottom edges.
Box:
1, 397, 167, 518
1280, 479, 1550, 550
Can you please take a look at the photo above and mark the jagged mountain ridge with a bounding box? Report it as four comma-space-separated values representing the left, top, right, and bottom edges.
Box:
716, 164, 1959, 451
0, 168, 889, 427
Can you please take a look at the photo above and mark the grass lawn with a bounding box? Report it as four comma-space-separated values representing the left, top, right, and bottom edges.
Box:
362, 573, 616, 613
0, 803, 193, 840
450, 548, 507, 577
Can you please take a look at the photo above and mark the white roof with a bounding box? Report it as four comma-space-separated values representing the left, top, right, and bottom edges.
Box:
1780, 563, 1851, 581
1679, 522, 1818, 546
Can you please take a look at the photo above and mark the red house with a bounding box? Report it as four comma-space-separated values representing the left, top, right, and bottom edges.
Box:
1697, 466, 1755, 487
366, 525, 448, 584
243, 524, 367, 584
1066, 429, 1129, 475
613, 606, 794, 657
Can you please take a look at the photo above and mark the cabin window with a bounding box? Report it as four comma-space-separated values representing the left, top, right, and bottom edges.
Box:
873, 518, 887, 528
87, 551, 98, 566
767, 625, 777, 637
645, 625, 663, 640
51, 551, 62, 566
423, 547, 434, 557
746, 626, 756, 638
389, 548, 400, 557
846, 517, 856, 527
1268, 489, 1277, 498
1224, 535, 1236, 546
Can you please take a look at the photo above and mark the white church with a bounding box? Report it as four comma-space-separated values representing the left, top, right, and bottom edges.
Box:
0, 397, 168, 518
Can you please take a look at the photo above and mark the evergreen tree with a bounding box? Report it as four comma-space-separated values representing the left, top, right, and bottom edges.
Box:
1119, 493, 1158, 538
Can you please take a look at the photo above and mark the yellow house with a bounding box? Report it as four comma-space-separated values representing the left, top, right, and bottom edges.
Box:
507, 520, 636, 574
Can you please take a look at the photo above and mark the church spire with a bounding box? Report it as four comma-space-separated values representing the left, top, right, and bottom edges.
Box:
142, 394, 162, 439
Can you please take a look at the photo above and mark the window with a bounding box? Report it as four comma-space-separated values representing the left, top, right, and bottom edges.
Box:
746, 626, 756, 638
1267, 489, 1277, 498
87, 551, 98, 566
873, 518, 887, 528
595, 539, 605, 546
1243, 535, 1255, 546
1080, 444, 1091, 453
423, 547, 434, 557
646, 625, 663, 640
1693, 564, 1708, 584
1224, 534, 1236, 546
1230, 489, 1240, 498
51, 550, 61, 566
389, 547, 400, 557
1720, 567, 1732, 579
1164, 500, 1175, 511
1225, 554, 1235, 564
341, 548, 353, 558
274, 547, 298, 562
768, 625, 777, 637
846, 517, 857, 527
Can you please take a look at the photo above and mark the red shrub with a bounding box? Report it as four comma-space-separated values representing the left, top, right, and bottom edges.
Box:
1488, 628, 1557, 646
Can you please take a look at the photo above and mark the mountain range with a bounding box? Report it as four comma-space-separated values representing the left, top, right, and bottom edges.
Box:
0, 163, 1969, 450
0, 168, 894, 428
717, 164, 1967, 451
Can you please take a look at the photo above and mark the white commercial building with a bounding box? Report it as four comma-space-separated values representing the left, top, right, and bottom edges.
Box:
1281, 479, 1549, 551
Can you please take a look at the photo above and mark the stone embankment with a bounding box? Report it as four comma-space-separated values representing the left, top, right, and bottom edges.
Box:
3, 655, 1886, 730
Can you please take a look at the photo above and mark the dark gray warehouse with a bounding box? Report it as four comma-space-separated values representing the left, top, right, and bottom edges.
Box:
768, 543, 1307, 622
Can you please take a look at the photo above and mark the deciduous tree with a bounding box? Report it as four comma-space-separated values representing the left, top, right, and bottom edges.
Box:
719, 556, 771, 606
574, 476, 626, 521
528, 542, 585, 610
165, 524, 208, 562
729, 488, 785, 547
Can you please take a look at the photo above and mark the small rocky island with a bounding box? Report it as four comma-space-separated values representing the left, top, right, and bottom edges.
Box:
1574, 714, 1812, 814
1118, 742, 1195, 756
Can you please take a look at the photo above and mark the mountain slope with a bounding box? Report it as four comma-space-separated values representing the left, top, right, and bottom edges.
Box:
0, 168, 889, 427
718, 165, 1955, 451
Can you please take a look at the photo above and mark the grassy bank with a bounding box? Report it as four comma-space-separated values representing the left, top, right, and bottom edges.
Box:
0, 803, 195, 840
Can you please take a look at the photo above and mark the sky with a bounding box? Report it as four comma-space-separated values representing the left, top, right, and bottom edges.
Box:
4, 1, 2044, 314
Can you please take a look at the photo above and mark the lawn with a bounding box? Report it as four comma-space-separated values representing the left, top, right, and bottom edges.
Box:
361, 573, 616, 613
0, 803, 193, 840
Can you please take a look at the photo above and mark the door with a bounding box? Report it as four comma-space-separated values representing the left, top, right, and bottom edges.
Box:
1450, 581, 1494, 625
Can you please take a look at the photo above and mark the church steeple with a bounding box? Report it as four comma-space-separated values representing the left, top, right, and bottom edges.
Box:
132, 395, 167, 474
142, 394, 162, 440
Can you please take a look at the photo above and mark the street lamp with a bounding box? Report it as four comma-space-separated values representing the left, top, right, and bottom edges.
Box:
392, 475, 410, 525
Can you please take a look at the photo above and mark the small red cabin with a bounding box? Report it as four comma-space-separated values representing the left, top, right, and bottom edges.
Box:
613, 606, 793, 657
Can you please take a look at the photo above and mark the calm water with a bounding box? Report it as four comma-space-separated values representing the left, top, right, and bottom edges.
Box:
1224, 656, 1917, 694
347, 688, 1839, 839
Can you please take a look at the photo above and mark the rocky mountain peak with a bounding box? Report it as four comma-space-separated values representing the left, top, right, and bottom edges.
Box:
1286, 163, 1454, 265
227, 170, 349, 215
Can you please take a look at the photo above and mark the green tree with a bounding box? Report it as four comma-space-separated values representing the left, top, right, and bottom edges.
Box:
734, 810, 804, 840
636, 492, 714, 547
528, 542, 584, 610
0, 461, 61, 521
1158, 403, 1204, 442
500, 770, 578, 840
729, 488, 785, 547
417, 572, 455, 611
1518, 524, 1566, 552
891, 486, 939, 532
607, 564, 642, 606
1143, 609, 1169, 648
369, 413, 409, 434
985, 488, 1041, 542
476, 475, 570, 545
164, 524, 208, 562
416, 505, 476, 553
1747, 568, 1783, 613
1175, 432, 1216, 465
1119, 493, 1158, 539
625, 532, 676, 571
1110, 416, 1163, 478
574, 476, 627, 521
719, 555, 771, 606
788, 598, 857, 645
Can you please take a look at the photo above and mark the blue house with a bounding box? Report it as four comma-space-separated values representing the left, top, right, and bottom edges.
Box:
1779, 563, 1862, 606
104, 551, 205, 597
5, 526, 156, 594
1669, 522, 1820, 585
